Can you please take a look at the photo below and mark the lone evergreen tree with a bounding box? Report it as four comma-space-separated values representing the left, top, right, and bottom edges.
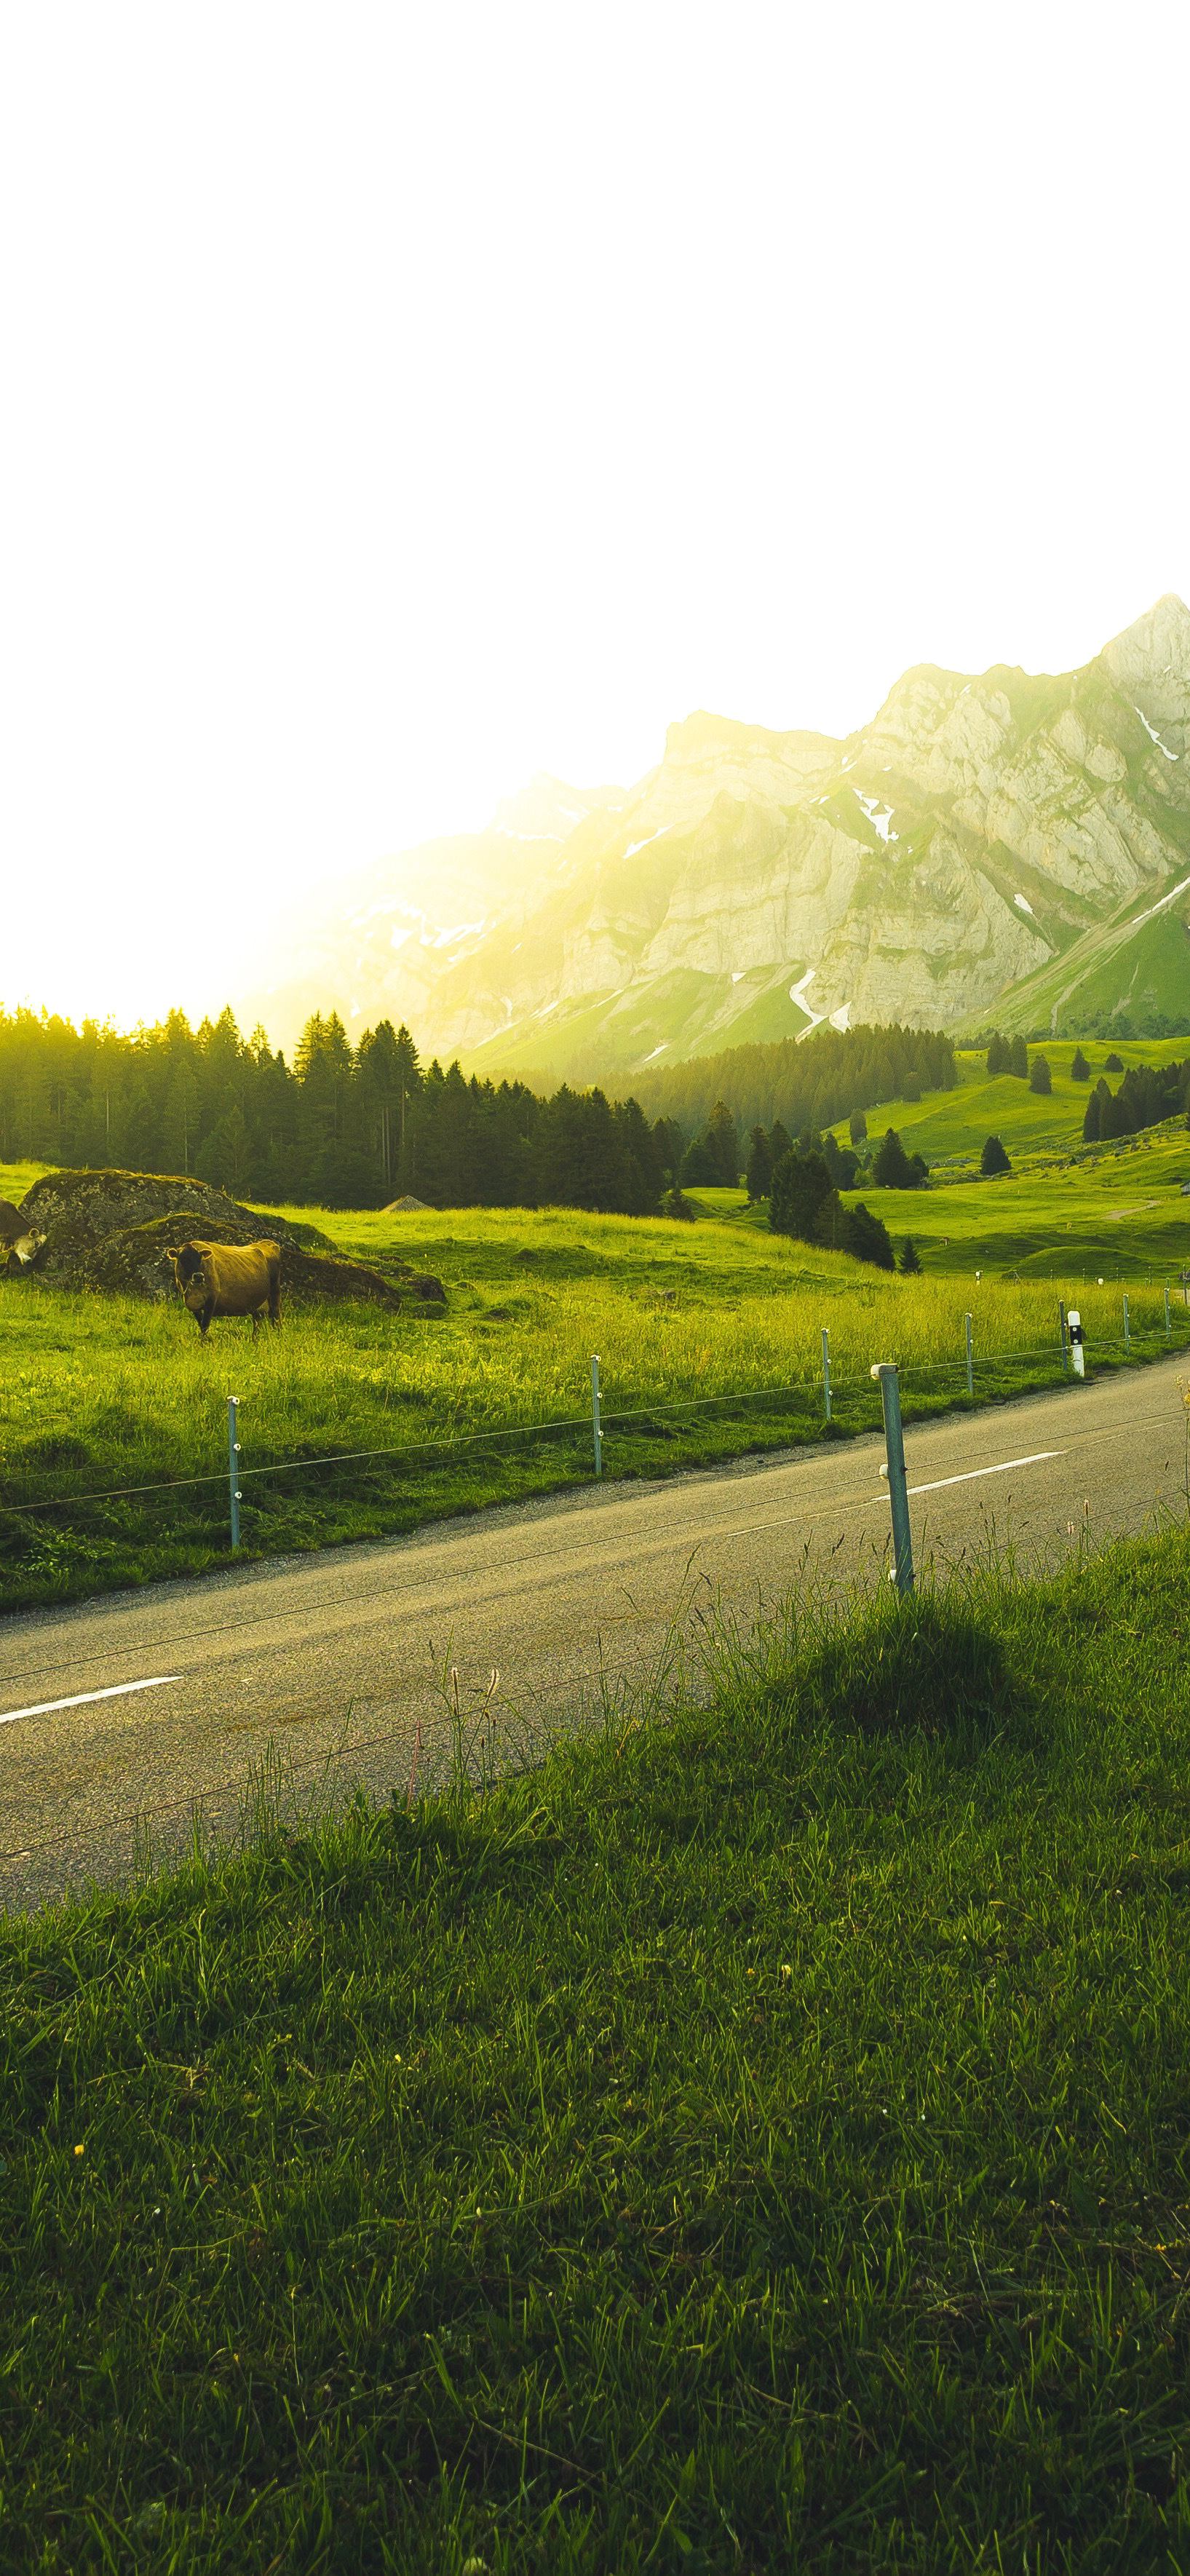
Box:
745, 1124, 773, 1200
1008, 1034, 1028, 1078
980, 1133, 1012, 1176
844, 1202, 896, 1269
1071, 1046, 1090, 1081
872, 1127, 927, 1189
1028, 1053, 1052, 1094
986, 1034, 1007, 1076
769, 1148, 837, 1245
898, 1235, 922, 1274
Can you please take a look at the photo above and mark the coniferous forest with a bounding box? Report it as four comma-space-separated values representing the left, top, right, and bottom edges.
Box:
0, 1003, 957, 1216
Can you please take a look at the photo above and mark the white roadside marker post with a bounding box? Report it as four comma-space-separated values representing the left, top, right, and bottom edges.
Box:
590, 1355, 602, 1478
822, 1327, 832, 1423
1067, 1309, 1085, 1379
964, 1312, 974, 1399
228, 1396, 242, 1550
871, 1362, 914, 1594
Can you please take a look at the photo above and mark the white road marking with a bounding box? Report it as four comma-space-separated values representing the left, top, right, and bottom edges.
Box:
0, 1676, 183, 1728
904, 1450, 1063, 1499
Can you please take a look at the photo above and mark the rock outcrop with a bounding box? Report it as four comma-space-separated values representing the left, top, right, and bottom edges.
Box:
9, 1170, 445, 1312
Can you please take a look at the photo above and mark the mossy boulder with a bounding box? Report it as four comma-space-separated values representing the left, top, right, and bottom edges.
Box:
15, 1169, 444, 1313
19, 1170, 332, 1276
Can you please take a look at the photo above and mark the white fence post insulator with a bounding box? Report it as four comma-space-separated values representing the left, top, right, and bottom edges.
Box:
590, 1354, 602, 1478
871, 1363, 914, 1593
228, 1395, 242, 1550
822, 1327, 832, 1423
1058, 1299, 1069, 1374
964, 1312, 974, 1399
1067, 1309, 1086, 1379
1123, 1292, 1131, 1356
1165, 1283, 1172, 1342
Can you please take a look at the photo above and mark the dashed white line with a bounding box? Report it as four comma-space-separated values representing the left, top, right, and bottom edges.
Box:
905, 1450, 1063, 1499
0, 1676, 183, 1728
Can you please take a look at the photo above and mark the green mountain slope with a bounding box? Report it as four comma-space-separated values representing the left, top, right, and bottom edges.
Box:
235, 598, 1190, 1077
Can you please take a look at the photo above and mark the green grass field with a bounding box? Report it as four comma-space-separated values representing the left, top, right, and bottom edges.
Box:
717, 1126, 1190, 1282
6, 1520, 1190, 2567
832, 1035, 1189, 1176
4, 1165, 1189, 1614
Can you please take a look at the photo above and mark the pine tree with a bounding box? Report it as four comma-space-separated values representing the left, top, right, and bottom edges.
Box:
705, 1100, 740, 1186
871, 1127, 922, 1189
843, 1202, 896, 1269
652, 1117, 685, 1183
1028, 1053, 1052, 1094
849, 1107, 868, 1147
898, 1235, 922, 1274
1082, 1082, 1106, 1144
980, 1133, 1011, 1176
745, 1125, 773, 1200
769, 1149, 838, 1245
1071, 1046, 1090, 1081
1008, 1034, 1028, 1078
821, 1131, 859, 1188
986, 1034, 1007, 1076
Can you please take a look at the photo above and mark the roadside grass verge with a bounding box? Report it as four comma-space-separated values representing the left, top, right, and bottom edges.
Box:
5, 1523, 1190, 2567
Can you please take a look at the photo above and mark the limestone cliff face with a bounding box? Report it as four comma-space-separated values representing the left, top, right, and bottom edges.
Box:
235, 598, 1190, 1073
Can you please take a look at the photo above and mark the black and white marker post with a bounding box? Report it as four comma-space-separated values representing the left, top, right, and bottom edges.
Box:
1067, 1309, 1086, 1379
871, 1361, 914, 1593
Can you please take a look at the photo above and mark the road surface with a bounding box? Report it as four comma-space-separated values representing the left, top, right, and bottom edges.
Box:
0, 1356, 1185, 1912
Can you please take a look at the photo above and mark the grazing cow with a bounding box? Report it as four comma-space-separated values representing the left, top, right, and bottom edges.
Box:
165, 1239, 282, 1341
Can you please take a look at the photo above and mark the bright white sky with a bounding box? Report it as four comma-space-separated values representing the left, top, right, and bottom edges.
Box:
3, 0, 1188, 1032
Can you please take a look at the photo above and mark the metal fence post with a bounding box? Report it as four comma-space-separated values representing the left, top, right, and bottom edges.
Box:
1058, 1298, 1068, 1374
822, 1327, 832, 1423
964, 1312, 974, 1399
1123, 1292, 1130, 1356
228, 1396, 241, 1550
1165, 1282, 1172, 1343
590, 1355, 602, 1478
871, 1363, 914, 1593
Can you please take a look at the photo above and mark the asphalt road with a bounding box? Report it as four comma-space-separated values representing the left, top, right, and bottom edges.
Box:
1, 1355, 1186, 1914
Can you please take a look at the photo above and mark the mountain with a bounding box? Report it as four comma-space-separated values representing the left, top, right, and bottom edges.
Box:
235, 597, 1190, 1077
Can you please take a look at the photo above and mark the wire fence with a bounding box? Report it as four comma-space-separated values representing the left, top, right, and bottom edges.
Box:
4, 1291, 1190, 1569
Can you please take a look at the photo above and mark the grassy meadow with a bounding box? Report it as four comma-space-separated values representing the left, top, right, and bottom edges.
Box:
4, 1169, 1189, 1612
2, 1041, 1189, 1614
5, 1521, 1190, 2565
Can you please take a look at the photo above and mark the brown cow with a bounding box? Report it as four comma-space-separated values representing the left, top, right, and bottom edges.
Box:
165, 1239, 282, 1340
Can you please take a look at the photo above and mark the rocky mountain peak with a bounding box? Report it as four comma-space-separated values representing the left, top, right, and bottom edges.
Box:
234, 595, 1190, 1070
488, 773, 625, 842
1103, 593, 1190, 750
